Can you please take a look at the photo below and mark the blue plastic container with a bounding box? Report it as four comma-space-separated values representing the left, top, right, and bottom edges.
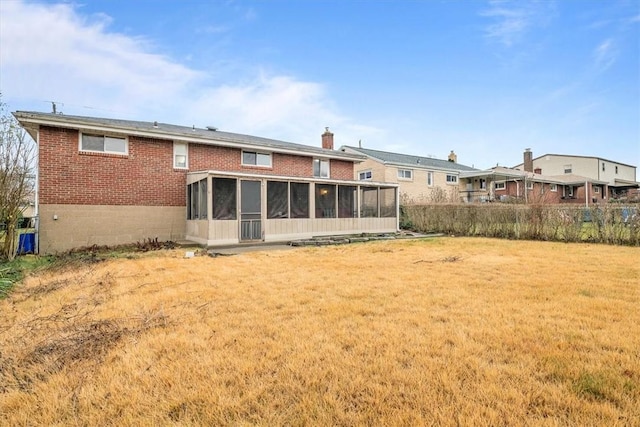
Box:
18, 233, 35, 254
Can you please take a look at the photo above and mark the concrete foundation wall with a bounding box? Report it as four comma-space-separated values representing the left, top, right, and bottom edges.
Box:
38, 204, 186, 254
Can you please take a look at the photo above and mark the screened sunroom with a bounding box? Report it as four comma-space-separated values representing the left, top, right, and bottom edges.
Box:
186, 171, 399, 246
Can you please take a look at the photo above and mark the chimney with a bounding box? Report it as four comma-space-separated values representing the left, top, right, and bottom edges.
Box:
534, 167, 542, 175
448, 150, 457, 163
524, 148, 533, 172
322, 127, 334, 150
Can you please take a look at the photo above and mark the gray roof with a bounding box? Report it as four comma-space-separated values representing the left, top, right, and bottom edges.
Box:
342, 146, 478, 172
13, 111, 363, 161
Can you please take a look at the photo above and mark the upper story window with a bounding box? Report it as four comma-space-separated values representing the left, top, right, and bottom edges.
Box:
397, 169, 413, 180
446, 174, 458, 184
242, 151, 272, 167
313, 159, 330, 178
615, 166, 619, 174
602, 162, 606, 172
80, 133, 127, 155
563, 164, 572, 174
174, 142, 188, 169
427, 171, 433, 186
359, 170, 372, 180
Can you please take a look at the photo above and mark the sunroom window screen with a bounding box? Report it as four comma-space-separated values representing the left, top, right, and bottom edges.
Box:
338, 186, 357, 218
213, 178, 237, 220
360, 187, 378, 217
267, 181, 289, 219
380, 187, 396, 218
315, 184, 336, 218
290, 183, 309, 218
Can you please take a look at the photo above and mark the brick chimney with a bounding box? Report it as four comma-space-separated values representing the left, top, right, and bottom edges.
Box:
524, 148, 533, 172
448, 150, 457, 163
321, 127, 334, 150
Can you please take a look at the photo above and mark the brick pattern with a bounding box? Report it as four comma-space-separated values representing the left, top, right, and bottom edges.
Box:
39, 126, 356, 206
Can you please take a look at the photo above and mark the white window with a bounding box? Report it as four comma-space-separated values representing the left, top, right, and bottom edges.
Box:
359, 170, 372, 180
495, 181, 506, 190
594, 186, 600, 194
242, 151, 272, 167
564, 164, 572, 174
550, 184, 558, 192
527, 181, 534, 190
173, 142, 188, 169
427, 171, 433, 186
397, 169, 413, 180
313, 159, 330, 178
446, 174, 458, 184
80, 133, 127, 155
479, 178, 486, 190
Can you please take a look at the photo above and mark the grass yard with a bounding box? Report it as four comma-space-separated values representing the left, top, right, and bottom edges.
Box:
1, 237, 639, 426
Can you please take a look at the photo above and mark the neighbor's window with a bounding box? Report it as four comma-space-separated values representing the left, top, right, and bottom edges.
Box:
397, 169, 413, 180
81, 133, 127, 154
315, 184, 336, 218
527, 181, 534, 190
550, 184, 558, 192
427, 171, 434, 186
359, 170, 372, 180
594, 186, 600, 194
602, 162, 606, 172
446, 174, 458, 184
615, 166, 618, 174
242, 151, 272, 167
267, 181, 289, 219
313, 159, 330, 178
212, 178, 237, 220
174, 142, 188, 169
495, 181, 506, 190
290, 182, 309, 218
479, 179, 486, 190
564, 164, 572, 174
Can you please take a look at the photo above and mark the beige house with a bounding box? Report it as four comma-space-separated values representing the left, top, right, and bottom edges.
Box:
340, 146, 477, 203
513, 151, 638, 200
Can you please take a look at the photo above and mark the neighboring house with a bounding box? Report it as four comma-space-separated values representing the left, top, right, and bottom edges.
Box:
340, 146, 478, 203
13, 112, 399, 253
512, 151, 639, 200
460, 150, 611, 205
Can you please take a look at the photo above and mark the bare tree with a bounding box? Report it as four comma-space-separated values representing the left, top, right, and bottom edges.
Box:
0, 96, 36, 260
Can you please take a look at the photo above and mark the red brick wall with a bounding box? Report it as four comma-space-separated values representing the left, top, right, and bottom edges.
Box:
39, 127, 186, 206
39, 126, 356, 206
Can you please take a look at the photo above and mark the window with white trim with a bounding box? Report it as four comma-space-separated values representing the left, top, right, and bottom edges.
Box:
174, 142, 188, 169
446, 174, 458, 184
359, 170, 372, 180
397, 169, 413, 180
526, 181, 534, 190
495, 181, 506, 190
80, 133, 127, 154
242, 151, 272, 167
563, 164, 572, 174
479, 178, 486, 190
313, 159, 330, 178
427, 171, 433, 186
594, 186, 600, 194
550, 184, 558, 192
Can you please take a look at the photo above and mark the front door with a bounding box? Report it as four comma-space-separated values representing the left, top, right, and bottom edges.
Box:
240, 180, 262, 241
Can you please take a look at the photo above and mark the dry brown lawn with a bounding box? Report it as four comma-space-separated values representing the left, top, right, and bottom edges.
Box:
1, 237, 639, 426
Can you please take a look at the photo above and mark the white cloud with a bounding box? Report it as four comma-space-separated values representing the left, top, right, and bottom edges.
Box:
0, 0, 377, 148
593, 38, 618, 72
481, 0, 555, 47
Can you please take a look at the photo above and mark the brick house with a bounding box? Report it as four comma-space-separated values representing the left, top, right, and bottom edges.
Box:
340, 146, 477, 203
14, 112, 398, 253
460, 150, 611, 205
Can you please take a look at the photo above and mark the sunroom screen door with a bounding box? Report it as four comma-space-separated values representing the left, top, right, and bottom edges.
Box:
240, 180, 262, 241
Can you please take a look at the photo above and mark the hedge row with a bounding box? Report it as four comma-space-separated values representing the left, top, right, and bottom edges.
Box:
401, 203, 640, 246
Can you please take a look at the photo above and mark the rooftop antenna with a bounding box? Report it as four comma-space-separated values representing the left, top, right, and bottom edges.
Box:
358, 139, 362, 148
51, 102, 57, 114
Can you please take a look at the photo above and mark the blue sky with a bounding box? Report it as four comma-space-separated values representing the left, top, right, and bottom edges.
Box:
1, 0, 638, 170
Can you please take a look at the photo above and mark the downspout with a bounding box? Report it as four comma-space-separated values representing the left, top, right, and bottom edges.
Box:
34, 128, 40, 254
395, 187, 400, 231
